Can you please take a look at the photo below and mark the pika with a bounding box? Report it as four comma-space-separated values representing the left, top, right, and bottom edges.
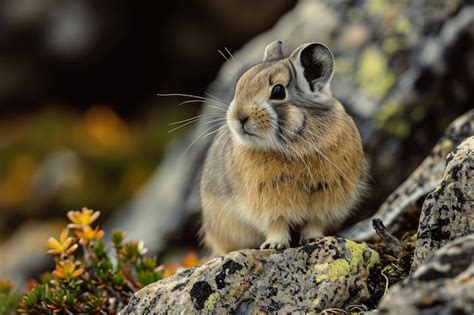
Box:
200, 41, 367, 255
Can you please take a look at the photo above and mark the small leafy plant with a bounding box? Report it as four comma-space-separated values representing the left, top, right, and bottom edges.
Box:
16, 207, 163, 314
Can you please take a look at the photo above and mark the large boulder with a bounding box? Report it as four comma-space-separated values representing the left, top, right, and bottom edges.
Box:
379, 235, 474, 315
378, 136, 474, 314
412, 136, 474, 271
120, 237, 379, 314
342, 110, 474, 240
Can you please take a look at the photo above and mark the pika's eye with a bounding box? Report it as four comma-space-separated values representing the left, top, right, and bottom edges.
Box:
270, 84, 286, 100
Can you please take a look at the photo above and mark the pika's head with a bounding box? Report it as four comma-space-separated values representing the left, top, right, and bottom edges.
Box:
227, 41, 341, 154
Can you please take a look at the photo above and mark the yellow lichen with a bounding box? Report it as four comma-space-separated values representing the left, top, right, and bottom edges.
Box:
315, 259, 351, 282
375, 99, 401, 129
368, 249, 380, 269
312, 299, 320, 306
440, 138, 453, 151
367, 0, 392, 16
204, 292, 220, 310
346, 239, 379, 269
357, 46, 395, 98
383, 37, 402, 54
395, 17, 412, 34
374, 100, 412, 138
395, 121, 410, 138
314, 240, 379, 283
345, 240, 365, 265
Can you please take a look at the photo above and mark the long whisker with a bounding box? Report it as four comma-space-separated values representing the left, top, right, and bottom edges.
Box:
158, 92, 228, 108
224, 47, 241, 73
183, 122, 226, 154
218, 49, 231, 63
179, 98, 225, 107
204, 92, 228, 105
168, 113, 224, 126
157, 92, 213, 101
218, 48, 240, 76
168, 117, 226, 134
203, 124, 227, 138
214, 127, 230, 144
179, 99, 227, 110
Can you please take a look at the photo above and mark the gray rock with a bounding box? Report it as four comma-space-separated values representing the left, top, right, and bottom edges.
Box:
411, 136, 474, 271
120, 237, 379, 314
378, 235, 474, 315
341, 110, 474, 240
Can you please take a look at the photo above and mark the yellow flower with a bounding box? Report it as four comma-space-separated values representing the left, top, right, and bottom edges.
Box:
75, 225, 104, 245
53, 260, 84, 280
47, 229, 78, 256
67, 207, 100, 229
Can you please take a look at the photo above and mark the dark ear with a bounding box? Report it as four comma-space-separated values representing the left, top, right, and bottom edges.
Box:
263, 40, 283, 62
290, 43, 334, 94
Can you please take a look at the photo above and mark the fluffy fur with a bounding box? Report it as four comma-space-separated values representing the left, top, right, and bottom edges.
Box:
200, 42, 367, 255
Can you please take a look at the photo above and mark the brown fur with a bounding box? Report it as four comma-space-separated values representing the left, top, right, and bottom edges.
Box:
200, 43, 367, 255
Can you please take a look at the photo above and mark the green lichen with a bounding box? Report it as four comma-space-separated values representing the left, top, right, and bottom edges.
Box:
356, 46, 395, 99
383, 37, 402, 54
440, 138, 453, 151
315, 240, 379, 283
391, 121, 411, 138
374, 100, 411, 138
315, 259, 351, 282
395, 17, 412, 34
375, 99, 401, 128
204, 292, 220, 310
366, 0, 392, 16
346, 240, 380, 269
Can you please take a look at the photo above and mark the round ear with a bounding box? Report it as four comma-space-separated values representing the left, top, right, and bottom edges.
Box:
290, 43, 334, 94
263, 40, 284, 62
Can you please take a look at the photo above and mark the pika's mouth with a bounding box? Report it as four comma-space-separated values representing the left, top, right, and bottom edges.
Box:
241, 125, 258, 137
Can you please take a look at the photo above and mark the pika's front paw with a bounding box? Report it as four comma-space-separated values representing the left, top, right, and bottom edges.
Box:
260, 241, 288, 250
299, 223, 323, 246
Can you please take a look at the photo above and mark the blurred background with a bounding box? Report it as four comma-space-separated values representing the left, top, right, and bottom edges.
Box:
1, 0, 473, 284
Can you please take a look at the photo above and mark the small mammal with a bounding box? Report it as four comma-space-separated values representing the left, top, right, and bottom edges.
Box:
200, 41, 367, 255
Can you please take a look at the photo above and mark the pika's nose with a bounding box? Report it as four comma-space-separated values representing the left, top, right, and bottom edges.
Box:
239, 115, 249, 128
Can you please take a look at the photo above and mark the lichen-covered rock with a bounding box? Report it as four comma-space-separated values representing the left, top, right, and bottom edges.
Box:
411, 136, 474, 271
120, 237, 379, 314
379, 235, 474, 315
342, 110, 474, 240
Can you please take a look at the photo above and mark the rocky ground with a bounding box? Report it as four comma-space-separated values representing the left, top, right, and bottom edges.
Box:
121, 112, 473, 313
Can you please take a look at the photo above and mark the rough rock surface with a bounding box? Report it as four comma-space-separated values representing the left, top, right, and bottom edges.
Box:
342, 110, 474, 240
411, 136, 474, 271
377, 136, 474, 314
120, 237, 379, 314
379, 235, 474, 315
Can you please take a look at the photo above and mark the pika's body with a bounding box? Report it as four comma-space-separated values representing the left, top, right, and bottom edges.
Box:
200, 41, 367, 255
